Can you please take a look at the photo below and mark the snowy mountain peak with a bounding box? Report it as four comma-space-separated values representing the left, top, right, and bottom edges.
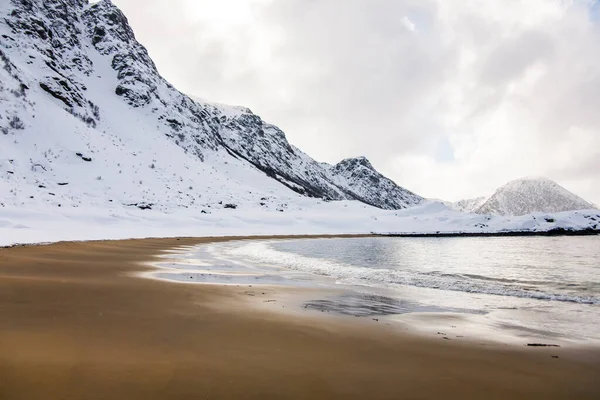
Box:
86, 0, 137, 46
477, 177, 596, 216
505, 176, 553, 185
334, 156, 374, 171
329, 157, 423, 210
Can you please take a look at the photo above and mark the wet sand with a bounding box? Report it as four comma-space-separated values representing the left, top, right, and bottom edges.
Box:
1, 236, 599, 399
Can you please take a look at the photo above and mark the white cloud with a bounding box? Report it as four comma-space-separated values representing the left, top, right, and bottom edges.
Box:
112, 0, 600, 204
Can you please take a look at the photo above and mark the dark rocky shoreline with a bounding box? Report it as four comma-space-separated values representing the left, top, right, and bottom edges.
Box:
377, 227, 600, 238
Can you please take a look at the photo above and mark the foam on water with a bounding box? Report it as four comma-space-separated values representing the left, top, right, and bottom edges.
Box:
225, 241, 600, 305
146, 241, 331, 287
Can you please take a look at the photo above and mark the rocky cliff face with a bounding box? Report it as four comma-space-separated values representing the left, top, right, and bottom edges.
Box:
0, 0, 422, 210
3, 0, 98, 127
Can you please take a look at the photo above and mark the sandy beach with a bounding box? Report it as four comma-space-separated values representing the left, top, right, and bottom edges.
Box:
1, 236, 599, 399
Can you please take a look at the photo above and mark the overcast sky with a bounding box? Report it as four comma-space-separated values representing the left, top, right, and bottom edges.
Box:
108, 0, 600, 204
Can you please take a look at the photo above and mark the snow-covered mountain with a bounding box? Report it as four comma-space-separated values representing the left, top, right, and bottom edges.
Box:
0, 0, 598, 246
327, 157, 422, 210
0, 0, 422, 212
477, 178, 596, 216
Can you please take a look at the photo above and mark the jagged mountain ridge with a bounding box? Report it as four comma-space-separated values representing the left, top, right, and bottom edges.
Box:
476, 178, 596, 216
0, 0, 422, 210
328, 157, 422, 209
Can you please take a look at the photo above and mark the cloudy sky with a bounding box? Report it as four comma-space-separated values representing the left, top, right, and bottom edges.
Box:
109, 0, 600, 204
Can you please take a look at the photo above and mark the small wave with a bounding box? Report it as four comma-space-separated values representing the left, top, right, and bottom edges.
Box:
226, 242, 600, 305
439, 272, 550, 286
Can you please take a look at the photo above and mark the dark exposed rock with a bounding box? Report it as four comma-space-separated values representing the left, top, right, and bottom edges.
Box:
8, 116, 24, 130
39, 82, 72, 107
91, 26, 105, 45
75, 153, 92, 162
126, 202, 153, 210
378, 228, 600, 237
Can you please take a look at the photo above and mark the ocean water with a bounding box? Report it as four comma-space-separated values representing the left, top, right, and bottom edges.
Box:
266, 237, 600, 305
154, 236, 600, 343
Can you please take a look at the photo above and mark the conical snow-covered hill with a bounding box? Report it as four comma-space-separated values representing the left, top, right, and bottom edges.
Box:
477, 178, 596, 216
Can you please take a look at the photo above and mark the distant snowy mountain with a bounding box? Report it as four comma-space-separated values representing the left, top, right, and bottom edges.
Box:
477, 178, 596, 216
449, 197, 488, 213
0, 0, 422, 213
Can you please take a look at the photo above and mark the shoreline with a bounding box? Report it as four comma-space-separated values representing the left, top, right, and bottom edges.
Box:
1, 236, 600, 399
377, 227, 600, 237
2, 224, 599, 250
144, 237, 600, 348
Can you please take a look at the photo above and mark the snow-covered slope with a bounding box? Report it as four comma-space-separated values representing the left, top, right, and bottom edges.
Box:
0, 0, 422, 212
449, 197, 488, 213
477, 178, 596, 216
1, 199, 599, 247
